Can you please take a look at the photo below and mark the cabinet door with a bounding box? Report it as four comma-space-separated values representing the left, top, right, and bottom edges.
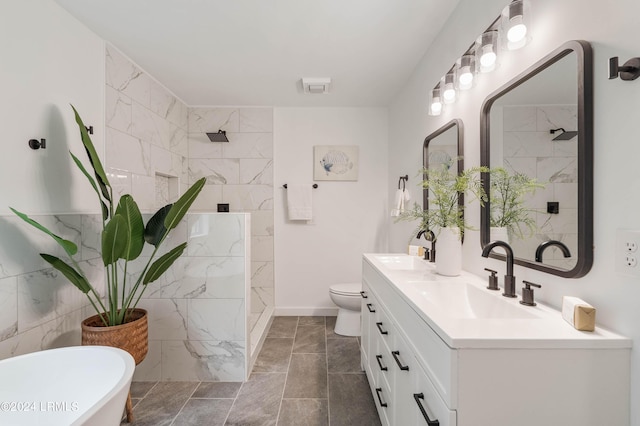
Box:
391, 331, 420, 425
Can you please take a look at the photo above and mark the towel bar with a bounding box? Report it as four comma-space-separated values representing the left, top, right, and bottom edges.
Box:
283, 184, 318, 189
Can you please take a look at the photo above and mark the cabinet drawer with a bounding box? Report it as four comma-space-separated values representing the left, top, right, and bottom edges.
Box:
373, 368, 393, 426
413, 361, 457, 426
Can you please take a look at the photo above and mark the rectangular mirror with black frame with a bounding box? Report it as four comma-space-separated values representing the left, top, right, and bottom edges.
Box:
480, 40, 593, 278
423, 119, 464, 212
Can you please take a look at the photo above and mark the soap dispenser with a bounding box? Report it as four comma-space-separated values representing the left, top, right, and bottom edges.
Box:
520, 281, 542, 306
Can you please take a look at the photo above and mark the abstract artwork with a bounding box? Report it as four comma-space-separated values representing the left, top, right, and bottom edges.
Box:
313, 145, 359, 181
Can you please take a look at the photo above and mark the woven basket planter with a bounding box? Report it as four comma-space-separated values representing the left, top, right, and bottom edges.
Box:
81, 308, 148, 365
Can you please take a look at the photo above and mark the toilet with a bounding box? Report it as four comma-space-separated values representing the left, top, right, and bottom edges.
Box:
329, 283, 362, 336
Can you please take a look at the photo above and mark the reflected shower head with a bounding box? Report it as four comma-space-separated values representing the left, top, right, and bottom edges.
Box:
550, 128, 578, 141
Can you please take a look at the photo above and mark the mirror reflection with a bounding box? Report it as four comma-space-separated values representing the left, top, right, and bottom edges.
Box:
423, 119, 463, 211
481, 40, 593, 278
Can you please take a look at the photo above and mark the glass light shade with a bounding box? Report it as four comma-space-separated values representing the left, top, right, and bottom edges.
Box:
501, 0, 530, 50
428, 87, 443, 116
441, 73, 456, 104
476, 30, 499, 73
455, 55, 476, 90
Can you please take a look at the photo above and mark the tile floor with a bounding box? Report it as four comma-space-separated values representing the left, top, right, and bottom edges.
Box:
122, 316, 381, 425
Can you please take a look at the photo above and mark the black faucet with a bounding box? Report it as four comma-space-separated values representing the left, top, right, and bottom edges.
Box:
481, 240, 517, 298
417, 230, 436, 262
535, 240, 572, 263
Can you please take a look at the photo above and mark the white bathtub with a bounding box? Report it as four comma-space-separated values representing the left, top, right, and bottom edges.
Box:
0, 346, 135, 426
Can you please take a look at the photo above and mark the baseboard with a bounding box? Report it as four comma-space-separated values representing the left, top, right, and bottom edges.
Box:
274, 307, 338, 316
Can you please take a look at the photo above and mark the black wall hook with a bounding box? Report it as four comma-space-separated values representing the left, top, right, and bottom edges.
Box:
609, 56, 640, 81
397, 175, 408, 190
28, 138, 46, 150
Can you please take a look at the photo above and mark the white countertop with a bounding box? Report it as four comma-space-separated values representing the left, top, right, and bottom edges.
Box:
363, 253, 631, 349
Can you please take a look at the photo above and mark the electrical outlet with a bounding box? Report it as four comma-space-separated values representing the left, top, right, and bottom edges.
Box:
617, 229, 640, 277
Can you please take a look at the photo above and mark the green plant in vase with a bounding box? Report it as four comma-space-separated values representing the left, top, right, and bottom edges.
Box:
10, 105, 206, 326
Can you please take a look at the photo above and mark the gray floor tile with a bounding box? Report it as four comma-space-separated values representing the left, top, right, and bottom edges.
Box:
298, 316, 325, 326
129, 381, 157, 398
325, 316, 351, 339
329, 374, 381, 426
127, 381, 198, 426
278, 399, 328, 426
293, 325, 326, 353
172, 398, 233, 426
225, 373, 286, 426
192, 382, 242, 398
253, 338, 294, 372
283, 353, 328, 398
268, 316, 299, 338
327, 338, 362, 373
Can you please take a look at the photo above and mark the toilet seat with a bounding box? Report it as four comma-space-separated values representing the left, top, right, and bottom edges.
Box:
329, 282, 361, 296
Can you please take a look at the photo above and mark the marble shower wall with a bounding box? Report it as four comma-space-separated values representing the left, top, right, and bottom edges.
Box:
134, 213, 249, 382
187, 107, 274, 332
105, 44, 189, 208
502, 105, 578, 268
0, 214, 104, 360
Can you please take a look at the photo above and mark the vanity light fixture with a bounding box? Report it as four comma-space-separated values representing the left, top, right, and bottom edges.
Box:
501, 0, 529, 50
441, 72, 456, 104
477, 30, 499, 73
608, 56, 640, 81
456, 54, 476, 90
206, 130, 229, 142
428, 85, 443, 116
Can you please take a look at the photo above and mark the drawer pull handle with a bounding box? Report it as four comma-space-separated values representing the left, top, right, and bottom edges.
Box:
391, 350, 409, 371
413, 393, 439, 426
367, 303, 376, 313
375, 322, 388, 335
375, 387, 388, 408
360, 291, 368, 299
375, 354, 388, 371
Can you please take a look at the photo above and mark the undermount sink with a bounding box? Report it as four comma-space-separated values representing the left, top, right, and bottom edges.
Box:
373, 254, 428, 271
409, 281, 538, 319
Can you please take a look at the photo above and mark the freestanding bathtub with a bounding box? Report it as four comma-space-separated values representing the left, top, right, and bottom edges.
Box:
0, 346, 135, 425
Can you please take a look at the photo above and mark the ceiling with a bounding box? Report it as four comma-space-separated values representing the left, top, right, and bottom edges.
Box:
55, 0, 460, 107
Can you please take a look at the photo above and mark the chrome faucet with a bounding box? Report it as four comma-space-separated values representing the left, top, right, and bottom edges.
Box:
481, 240, 517, 298
417, 230, 436, 262
535, 240, 571, 263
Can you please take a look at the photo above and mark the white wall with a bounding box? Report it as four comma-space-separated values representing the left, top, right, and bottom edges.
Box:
274, 108, 388, 314
0, 0, 104, 215
389, 0, 640, 423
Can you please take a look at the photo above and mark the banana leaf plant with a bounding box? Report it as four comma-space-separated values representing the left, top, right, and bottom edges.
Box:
10, 105, 206, 326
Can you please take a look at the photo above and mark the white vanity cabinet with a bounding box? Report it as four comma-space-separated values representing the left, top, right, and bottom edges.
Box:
361, 254, 631, 426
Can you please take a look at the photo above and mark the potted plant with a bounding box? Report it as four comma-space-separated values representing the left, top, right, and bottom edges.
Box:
488, 167, 545, 242
397, 161, 487, 276
10, 105, 205, 364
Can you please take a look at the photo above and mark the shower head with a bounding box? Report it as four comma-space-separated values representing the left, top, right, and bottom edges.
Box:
549, 128, 578, 141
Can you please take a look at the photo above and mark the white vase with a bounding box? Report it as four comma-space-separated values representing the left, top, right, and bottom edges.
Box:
489, 227, 510, 255
435, 227, 462, 276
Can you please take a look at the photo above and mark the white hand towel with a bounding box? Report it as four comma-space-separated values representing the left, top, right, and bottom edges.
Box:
391, 189, 403, 217
287, 184, 313, 221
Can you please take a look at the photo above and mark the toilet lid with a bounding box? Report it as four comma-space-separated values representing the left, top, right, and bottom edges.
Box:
329, 282, 361, 296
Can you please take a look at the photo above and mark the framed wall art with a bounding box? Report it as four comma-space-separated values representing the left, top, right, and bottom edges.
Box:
313, 145, 359, 181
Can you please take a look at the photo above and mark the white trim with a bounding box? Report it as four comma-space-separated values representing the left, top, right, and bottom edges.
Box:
274, 307, 338, 316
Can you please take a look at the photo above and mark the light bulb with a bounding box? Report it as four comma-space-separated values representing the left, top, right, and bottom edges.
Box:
430, 101, 442, 115
459, 68, 473, 86
443, 87, 456, 102
480, 47, 497, 67
507, 16, 527, 43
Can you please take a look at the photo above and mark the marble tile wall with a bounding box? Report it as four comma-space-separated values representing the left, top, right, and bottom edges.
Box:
502, 105, 578, 269
0, 213, 249, 383
134, 213, 249, 382
187, 107, 274, 333
105, 44, 189, 209
0, 214, 104, 360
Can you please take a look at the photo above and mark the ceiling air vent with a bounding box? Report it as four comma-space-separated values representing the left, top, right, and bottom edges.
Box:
301, 78, 331, 94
